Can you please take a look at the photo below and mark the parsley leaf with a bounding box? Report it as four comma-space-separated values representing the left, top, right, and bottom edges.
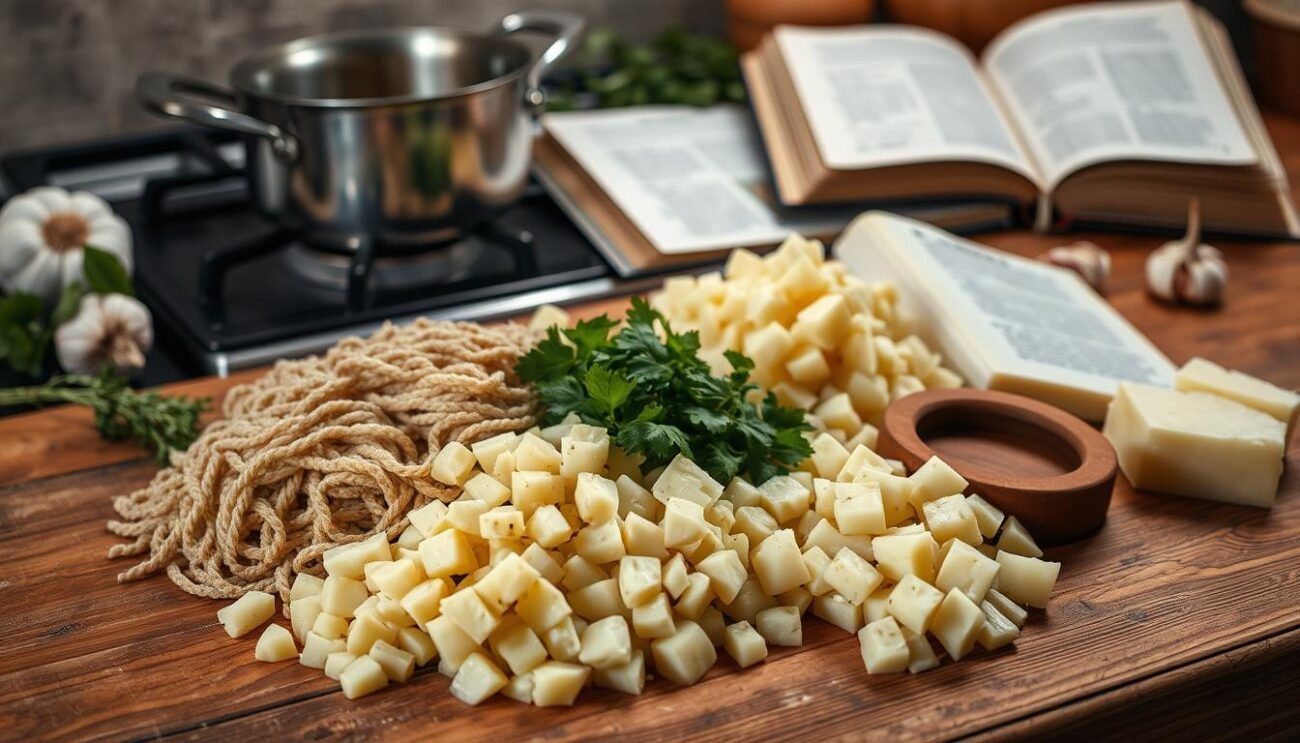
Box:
515, 295, 813, 483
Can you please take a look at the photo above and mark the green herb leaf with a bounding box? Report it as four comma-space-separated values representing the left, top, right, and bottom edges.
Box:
516, 295, 812, 483
0, 292, 50, 377
82, 245, 134, 297
52, 281, 86, 327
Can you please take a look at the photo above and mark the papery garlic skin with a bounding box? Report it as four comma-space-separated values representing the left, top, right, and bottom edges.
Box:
55, 293, 154, 375
1146, 241, 1228, 306
0, 187, 133, 305
1041, 242, 1110, 293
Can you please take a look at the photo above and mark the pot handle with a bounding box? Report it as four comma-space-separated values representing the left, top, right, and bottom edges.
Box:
497, 10, 586, 114
135, 72, 298, 161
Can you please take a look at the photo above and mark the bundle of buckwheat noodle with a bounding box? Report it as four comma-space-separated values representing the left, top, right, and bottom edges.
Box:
106, 318, 541, 603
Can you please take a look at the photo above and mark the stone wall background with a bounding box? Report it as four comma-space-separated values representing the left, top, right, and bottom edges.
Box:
0, 0, 1254, 151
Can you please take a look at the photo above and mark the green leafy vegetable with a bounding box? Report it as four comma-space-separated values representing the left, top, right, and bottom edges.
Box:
515, 297, 812, 484
0, 367, 208, 462
0, 292, 51, 377
82, 244, 135, 297
545, 26, 746, 112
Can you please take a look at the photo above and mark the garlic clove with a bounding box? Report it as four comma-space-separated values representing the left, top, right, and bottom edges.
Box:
1039, 241, 1110, 293
55, 293, 154, 375
1145, 199, 1227, 307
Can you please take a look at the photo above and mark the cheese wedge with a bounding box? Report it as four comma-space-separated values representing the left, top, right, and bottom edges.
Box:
1103, 382, 1286, 507
1174, 357, 1299, 438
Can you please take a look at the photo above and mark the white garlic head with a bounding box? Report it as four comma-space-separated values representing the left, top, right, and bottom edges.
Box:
1040, 241, 1110, 293
1146, 240, 1228, 306
54, 293, 154, 375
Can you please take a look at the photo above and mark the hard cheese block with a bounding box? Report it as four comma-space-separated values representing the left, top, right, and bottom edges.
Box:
1175, 357, 1299, 438
1103, 382, 1286, 507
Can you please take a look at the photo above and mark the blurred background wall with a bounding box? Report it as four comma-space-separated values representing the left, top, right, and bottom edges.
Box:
0, 0, 1251, 151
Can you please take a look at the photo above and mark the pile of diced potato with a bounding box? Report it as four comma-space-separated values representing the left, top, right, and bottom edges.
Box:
216, 420, 1060, 706
653, 236, 962, 443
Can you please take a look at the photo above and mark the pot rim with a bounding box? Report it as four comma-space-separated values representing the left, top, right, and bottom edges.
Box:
228, 26, 532, 109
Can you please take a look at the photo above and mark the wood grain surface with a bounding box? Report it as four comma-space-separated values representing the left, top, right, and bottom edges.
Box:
1, 115, 1299, 741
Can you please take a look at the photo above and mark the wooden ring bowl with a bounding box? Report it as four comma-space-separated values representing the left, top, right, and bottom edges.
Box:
877, 389, 1117, 545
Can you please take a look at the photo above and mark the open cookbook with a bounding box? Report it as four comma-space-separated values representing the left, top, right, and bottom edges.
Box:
533, 107, 1013, 275
742, 0, 1299, 237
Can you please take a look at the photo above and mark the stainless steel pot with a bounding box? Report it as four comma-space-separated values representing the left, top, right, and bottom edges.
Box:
137, 10, 584, 250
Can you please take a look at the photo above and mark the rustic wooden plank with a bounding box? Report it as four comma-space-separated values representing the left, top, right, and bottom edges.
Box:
971, 626, 1300, 742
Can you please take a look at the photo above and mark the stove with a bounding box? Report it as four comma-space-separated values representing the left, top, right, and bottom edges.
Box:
1, 128, 674, 382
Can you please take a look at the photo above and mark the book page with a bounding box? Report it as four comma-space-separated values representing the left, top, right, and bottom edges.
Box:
542, 106, 848, 254
836, 213, 1174, 416
772, 26, 1038, 179
984, 0, 1256, 185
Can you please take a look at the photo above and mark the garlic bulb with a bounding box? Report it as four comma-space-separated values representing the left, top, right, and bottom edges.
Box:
1040, 241, 1110, 293
1146, 200, 1228, 306
0, 186, 133, 305
55, 294, 154, 375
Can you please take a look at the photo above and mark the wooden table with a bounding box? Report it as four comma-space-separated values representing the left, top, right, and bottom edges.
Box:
2, 115, 1299, 742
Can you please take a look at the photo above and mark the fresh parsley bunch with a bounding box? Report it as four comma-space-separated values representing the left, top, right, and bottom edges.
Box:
515, 297, 812, 484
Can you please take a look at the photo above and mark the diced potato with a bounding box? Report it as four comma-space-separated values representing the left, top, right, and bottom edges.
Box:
573, 519, 627, 565
853, 467, 915, 527
698, 606, 727, 646
652, 620, 717, 685
995, 551, 1060, 608
511, 471, 564, 516
632, 592, 677, 639
616, 476, 658, 521
935, 540, 1000, 603
340, 655, 390, 699
519, 543, 564, 585
752, 529, 811, 595
473, 553, 540, 613
662, 553, 689, 599
922, 493, 981, 545
786, 345, 832, 387
793, 293, 850, 350
489, 620, 548, 676
744, 322, 795, 372
723, 621, 768, 668
674, 572, 715, 620
985, 588, 1028, 628
346, 613, 398, 656
755, 606, 802, 647
561, 425, 610, 482
432, 442, 477, 486
997, 516, 1044, 558
733, 505, 780, 546
622, 514, 670, 562
695, 549, 747, 604
858, 616, 909, 673
447, 500, 492, 537
418, 529, 478, 580
573, 472, 618, 525
978, 600, 1021, 651
514, 433, 561, 474
886, 574, 945, 635
908, 456, 969, 511
372, 558, 423, 600
758, 476, 811, 524
324, 651, 358, 681
540, 617, 582, 662
399, 578, 448, 629
593, 649, 646, 695
440, 587, 499, 644
312, 612, 348, 640
568, 578, 625, 622
801, 546, 834, 596
289, 574, 325, 602
323, 534, 392, 579
617, 555, 663, 608
254, 624, 297, 662
804, 519, 874, 563
872, 532, 936, 583
396, 626, 436, 666
531, 661, 591, 706
479, 507, 526, 541
579, 615, 633, 669
652, 455, 724, 507
502, 672, 535, 703
369, 639, 416, 682
966, 494, 1006, 540
810, 434, 851, 480
526, 504, 572, 548
217, 590, 277, 639
426, 615, 480, 673
515, 578, 572, 633
301, 630, 346, 669
408, 501, 450, 539
560, 554, 608, 592
663, 497, 710, 548
834, 482, 886, 536
815, 393, 862, 434
319, 576, 369, 620
930, 588, 984, 661
289, 595, 322, 644
824, 547, 884, 606
450, 652, 508, 706
812, 592, 863, 634
471, 431, 518, 473
863, 587, 892, 623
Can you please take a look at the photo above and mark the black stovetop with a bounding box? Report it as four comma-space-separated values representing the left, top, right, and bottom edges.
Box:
1, 127, 657, 384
